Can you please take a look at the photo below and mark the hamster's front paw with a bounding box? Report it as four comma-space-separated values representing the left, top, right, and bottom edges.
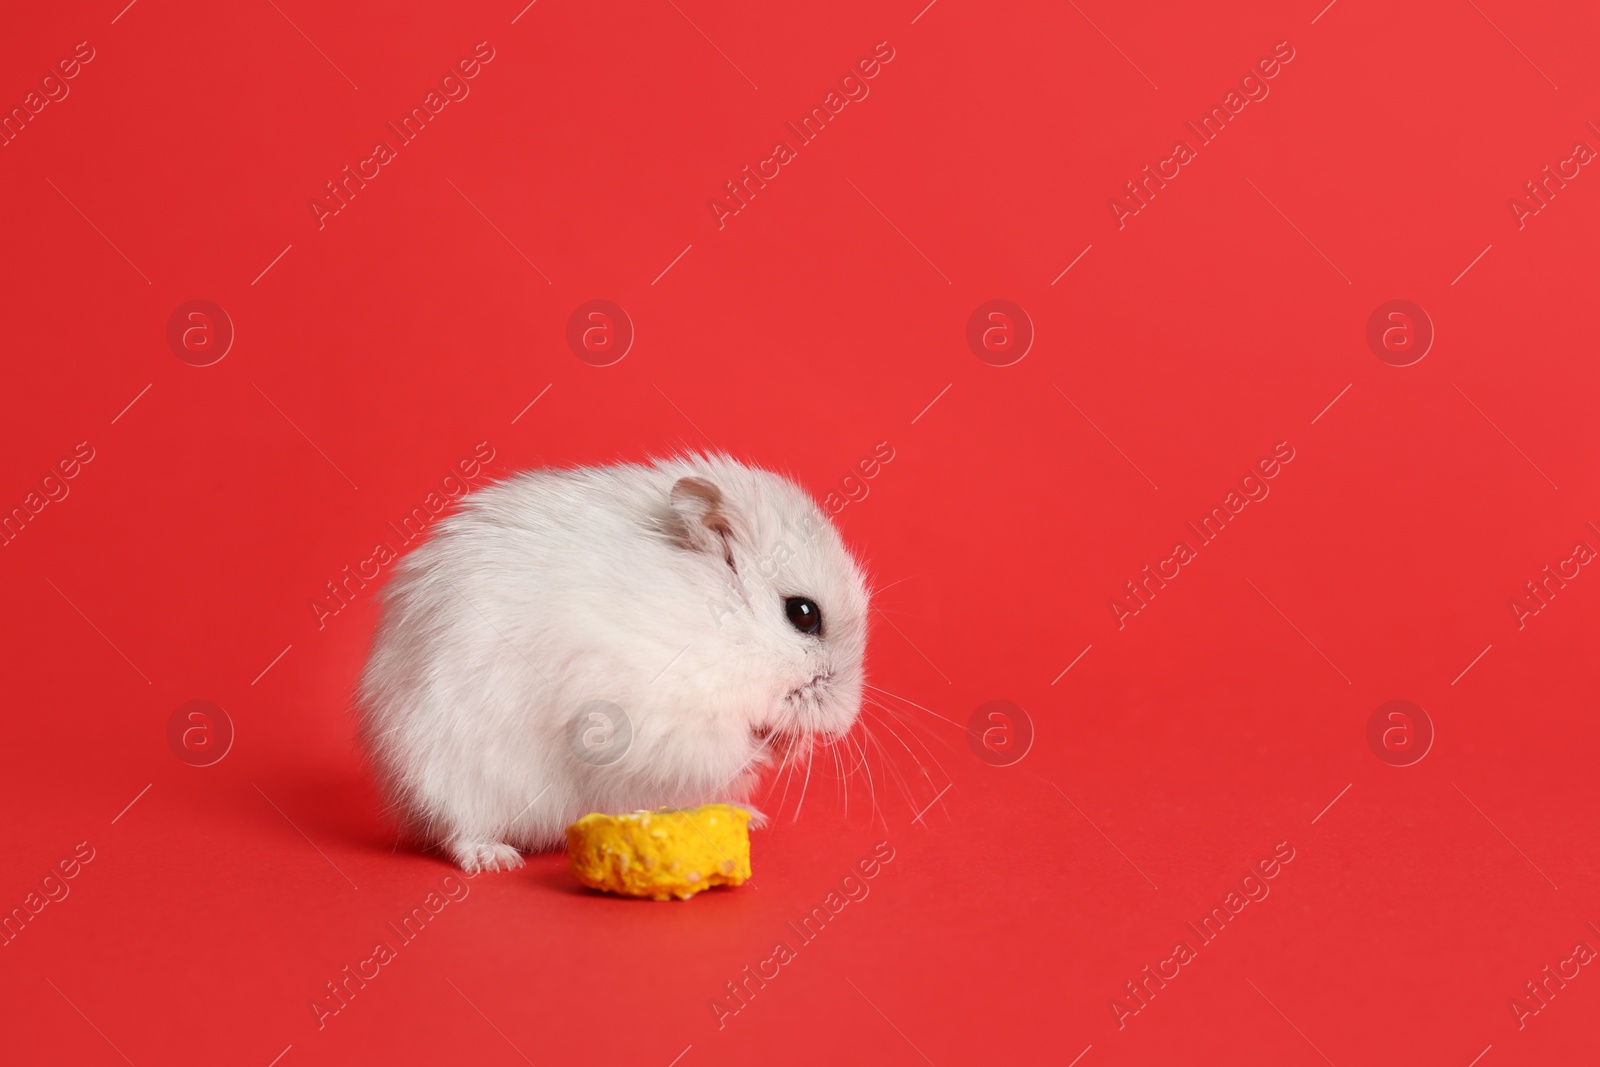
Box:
738, 805, 768, 830
449, 839, 524, 873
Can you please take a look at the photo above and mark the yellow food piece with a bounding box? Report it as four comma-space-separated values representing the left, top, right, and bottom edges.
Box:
566, 804, 751, 901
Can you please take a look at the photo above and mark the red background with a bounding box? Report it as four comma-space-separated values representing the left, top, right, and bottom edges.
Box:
2, 1, 1598, 1064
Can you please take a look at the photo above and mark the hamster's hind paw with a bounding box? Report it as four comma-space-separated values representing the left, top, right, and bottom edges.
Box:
449, 839, 524, 873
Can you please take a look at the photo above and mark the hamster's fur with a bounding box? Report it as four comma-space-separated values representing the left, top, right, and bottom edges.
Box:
357, 454, 870, 872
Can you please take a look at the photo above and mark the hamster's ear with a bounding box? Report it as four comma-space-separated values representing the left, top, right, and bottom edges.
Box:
662, 476, 737, 569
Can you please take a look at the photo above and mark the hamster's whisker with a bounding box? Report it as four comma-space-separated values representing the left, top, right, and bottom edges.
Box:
876, 702, 959, 784
864, 696, 953, 781
863, 682, 966, 732
870, 681, 953, 729
864, 704, 944, 794
848, 726, 882, 833
837, 724, 869, 775
832, 735, 844, 819
863, 706, 926, 783
836, 737, 849, 818
771, 730, 802, 820
866, 692, 962, 773
861, 717, 918, 820
791, 736, 816, 825
866, 571, 924, 598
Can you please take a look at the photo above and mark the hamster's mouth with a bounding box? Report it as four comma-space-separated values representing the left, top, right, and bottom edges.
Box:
750, 723, 794, 760
786, 672, 834, 702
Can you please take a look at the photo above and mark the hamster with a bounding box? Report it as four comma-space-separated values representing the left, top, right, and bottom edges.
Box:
357, 454, 871, 873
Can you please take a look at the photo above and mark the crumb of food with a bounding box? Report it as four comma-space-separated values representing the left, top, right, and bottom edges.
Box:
566, 804, 751, 900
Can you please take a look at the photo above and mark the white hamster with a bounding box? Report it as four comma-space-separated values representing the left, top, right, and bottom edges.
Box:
357, 454, 871, 872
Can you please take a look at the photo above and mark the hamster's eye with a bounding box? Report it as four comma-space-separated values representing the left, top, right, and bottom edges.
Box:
784, 596, 822, 636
